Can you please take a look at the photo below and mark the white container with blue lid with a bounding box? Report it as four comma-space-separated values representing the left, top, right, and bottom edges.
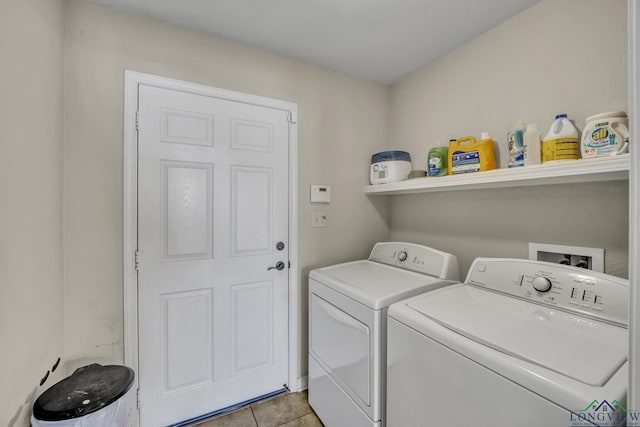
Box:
370, 151, 412, 184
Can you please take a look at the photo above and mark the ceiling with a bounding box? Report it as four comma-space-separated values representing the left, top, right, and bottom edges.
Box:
89, 0, 541, 85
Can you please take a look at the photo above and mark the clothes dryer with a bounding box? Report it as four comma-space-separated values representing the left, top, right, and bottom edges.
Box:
387, 258, 629, 427
308, 242, 459, 427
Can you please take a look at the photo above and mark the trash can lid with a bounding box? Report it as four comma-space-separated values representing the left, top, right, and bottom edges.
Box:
33, 364, 135, 421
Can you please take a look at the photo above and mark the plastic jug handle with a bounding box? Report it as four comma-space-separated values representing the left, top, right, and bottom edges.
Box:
616, 139, 629, 154
611, 122, 629, 154
453, 136, 476, 146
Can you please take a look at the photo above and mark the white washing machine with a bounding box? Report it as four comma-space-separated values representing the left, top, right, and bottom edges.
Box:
308, 242, 460, 427
387, 258, 629, 427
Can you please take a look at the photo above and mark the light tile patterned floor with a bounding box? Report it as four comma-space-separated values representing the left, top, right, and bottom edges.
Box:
192, 391, 323, 427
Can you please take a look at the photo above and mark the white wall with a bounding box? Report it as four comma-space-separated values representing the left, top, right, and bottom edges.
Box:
0, 0, 65, 425
389, 0, 629, 277
62, 0, 390, 378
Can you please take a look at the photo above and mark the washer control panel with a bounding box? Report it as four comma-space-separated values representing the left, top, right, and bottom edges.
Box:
467, 258, 629, 326
368, 242, 460, 281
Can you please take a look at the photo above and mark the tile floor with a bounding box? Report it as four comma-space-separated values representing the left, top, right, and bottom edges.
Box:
191, 391, 323, 427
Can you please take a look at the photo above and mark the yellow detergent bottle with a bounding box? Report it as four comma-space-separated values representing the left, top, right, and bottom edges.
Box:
448, 134, 497, 175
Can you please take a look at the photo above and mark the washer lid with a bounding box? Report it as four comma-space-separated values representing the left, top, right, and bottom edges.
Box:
406, 285, 627, 387
33, 364, 135, 421
310, 260, 452, 309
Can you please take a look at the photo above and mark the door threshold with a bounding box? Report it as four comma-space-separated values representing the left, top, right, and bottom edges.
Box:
168, 387, 289, 427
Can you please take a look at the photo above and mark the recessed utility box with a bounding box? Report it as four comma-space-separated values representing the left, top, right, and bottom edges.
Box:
528, 243, 604, 272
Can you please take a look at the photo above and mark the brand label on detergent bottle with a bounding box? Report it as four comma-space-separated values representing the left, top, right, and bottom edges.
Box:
428, 156, 443, 176
584, 125, 612, 150
451, 150, 480, 174
542, 137, 578, 162
508, 127, 525, 168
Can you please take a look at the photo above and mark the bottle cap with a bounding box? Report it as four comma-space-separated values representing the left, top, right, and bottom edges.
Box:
481, 131, 492, 140
555, 114, 568, 119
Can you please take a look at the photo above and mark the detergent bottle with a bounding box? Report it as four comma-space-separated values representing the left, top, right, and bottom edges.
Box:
523, 123, 542, 166
542, 114, 579, 162
581, 111, 629, 158
448, 133, 496, 175
507, 122, 526, 168
427, 143, 448, 176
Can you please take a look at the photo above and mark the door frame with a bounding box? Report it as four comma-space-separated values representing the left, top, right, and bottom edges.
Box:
629, 0, 639, 414
122, 70, 300, 415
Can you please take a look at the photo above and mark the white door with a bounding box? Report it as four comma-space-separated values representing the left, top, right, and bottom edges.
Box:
137, 84, 290, 426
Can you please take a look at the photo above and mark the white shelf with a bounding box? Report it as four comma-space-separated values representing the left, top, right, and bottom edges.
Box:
364, 154, 630, 195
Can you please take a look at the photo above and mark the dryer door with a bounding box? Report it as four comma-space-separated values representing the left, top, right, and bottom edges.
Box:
309, 278, 379, 419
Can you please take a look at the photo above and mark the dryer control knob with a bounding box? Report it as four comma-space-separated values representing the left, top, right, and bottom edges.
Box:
532, 276, 552, 293
398, 251, 408, 262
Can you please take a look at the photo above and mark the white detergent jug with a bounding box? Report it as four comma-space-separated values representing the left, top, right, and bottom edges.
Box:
523, 123, 542, 166
542, 114, 578, 163
581, 111, 629, 158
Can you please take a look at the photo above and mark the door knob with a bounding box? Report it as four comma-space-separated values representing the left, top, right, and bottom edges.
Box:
268, 261, 286, 271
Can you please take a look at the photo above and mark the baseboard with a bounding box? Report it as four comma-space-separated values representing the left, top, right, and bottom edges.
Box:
296, 375, 308, 391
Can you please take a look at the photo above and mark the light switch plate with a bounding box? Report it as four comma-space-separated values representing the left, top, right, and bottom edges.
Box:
310, 185, 331, 203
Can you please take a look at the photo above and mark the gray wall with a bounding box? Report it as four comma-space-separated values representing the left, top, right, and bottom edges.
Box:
0, 1, 631, 425
0, 0, 65, 425
62, 0, 390, 380
388, 0, 629, 277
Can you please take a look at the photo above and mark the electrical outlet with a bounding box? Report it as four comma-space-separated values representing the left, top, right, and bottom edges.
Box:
312, 211, 327, 228
528, 243, 604, 272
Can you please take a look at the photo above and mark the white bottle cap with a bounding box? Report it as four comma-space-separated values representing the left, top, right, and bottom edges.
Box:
481, 131, 492, 140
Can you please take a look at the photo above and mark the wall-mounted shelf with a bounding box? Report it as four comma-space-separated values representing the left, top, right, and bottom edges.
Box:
363, 154, 630, 195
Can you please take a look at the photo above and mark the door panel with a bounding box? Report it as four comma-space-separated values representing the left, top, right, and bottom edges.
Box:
163, 161, 212, 260
231, 118, 273, 152
231, 281, 273, 374
137, 84, 289, 427
232, 166, 272, 255
163, 289, 213, 391
161, 108, 214, 146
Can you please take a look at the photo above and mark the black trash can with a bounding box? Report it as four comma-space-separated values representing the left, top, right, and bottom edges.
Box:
31, 364, 135, 426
